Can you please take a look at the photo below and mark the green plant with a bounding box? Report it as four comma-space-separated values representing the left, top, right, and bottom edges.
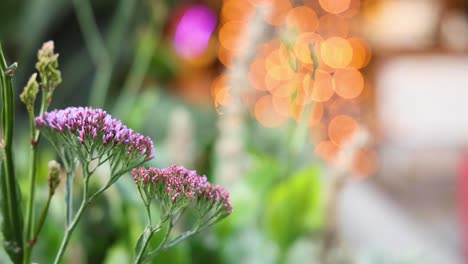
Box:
0, 41, 232, 264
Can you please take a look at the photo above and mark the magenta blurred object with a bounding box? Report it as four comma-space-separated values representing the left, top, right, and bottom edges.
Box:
173, 5, 217, 60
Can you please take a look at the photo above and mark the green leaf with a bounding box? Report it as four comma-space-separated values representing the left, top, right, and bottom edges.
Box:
264, 165, 324, 250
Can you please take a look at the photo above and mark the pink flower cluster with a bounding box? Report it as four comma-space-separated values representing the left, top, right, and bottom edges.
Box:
35, 107, 154, 161
132, 165, 232, 216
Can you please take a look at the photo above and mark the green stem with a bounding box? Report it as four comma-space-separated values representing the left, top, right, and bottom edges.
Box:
149, 219, 173, 256
145, 228, 199, 262
134, 215, 172, 264
53, 169, 90, 264
23, 111, 40, 263
0, 41, 24, 263
23, 70, 53, 262
23, 136, 37, 263
65, 166, 75, 227
30, 190, 53, 247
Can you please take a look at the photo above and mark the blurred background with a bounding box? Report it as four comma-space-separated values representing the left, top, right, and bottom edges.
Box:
1, 0, 467, 263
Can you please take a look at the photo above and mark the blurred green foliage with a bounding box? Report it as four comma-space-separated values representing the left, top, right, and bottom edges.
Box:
264, 166, 323, 251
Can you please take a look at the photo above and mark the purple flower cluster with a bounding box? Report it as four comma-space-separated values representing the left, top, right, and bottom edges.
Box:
36, 107, 154, 163
132, 165, 232, 217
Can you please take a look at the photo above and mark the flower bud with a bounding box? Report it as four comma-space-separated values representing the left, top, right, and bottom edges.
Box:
36, 41, 62, 93
48, 160, 61, 194
20, 73, 39, 112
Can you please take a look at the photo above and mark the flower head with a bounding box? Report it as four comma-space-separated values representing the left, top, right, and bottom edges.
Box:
132, 165, 232, 223
36, 107, 154, 177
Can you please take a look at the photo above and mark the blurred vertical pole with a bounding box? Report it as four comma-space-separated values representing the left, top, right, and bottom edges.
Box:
167, 107, 194, 167
215, 8, 269, 186
457, 149, 468, 263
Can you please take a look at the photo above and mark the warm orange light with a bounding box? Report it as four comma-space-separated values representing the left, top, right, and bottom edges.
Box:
221, 0, 255, 23
320, 37, 353, 69
309, 121, 327, 143
303, 70, 334, 102
291, 102, 306, 122
265, 69, 282, 92
247, 0, 271, 6
249, 57, 268, 91
317, 14, 350, 38
211, 74, 233, 107
272, 94, 293, 117
217, 46, 235, 68
286, 6, 319, 33
254, 94, 287, 127
294, 33, 323, 65
352, 147, 378, 178
219, 21, 245, 51
339, 0, 360, 18
309, 103, 324, 126
315, 140, 339, 164
332, 68, 364, 99
272, 74, 300, 97
328, 114, 359, 146
347, 37, 372, 69
265, 47, 295, 81
264, 0, 293, 26
318, 0, 352, 14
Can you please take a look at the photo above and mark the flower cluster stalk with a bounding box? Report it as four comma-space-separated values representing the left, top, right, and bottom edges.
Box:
23, 41, 62, 263
53, 167, 90, 264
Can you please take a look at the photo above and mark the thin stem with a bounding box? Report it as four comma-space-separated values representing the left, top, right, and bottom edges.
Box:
134, 215, 172, 264
23, 84, 48, 262
0, 42, 23, 263
87, 183, 111, 204
65, 165, 76, 226
23, 111, 39, 264
30, 190, 54, 247
145, 227, 199, 262
53, 169, 91, 264
151, 219, 174, 255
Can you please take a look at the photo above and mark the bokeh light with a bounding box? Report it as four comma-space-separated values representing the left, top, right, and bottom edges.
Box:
315, 140, 340, 164
286, 6, 319, 33
264, 0, 293, 26
303, 70, 335, 102
317, 14, 350, 38
328, 114, 359, 146
174, 5, 217, 60
318, 0, 352, 14
255, 95, 287, 127
347, 37, 372, 69
352, 147, 378, 177
320, 37, 353, 68
221, 0, 254, 23
219, 21, 245, 51
333, 68, 364, 99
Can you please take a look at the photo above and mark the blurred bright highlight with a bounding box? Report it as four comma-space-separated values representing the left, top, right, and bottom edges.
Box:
174, 5, 217, 60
